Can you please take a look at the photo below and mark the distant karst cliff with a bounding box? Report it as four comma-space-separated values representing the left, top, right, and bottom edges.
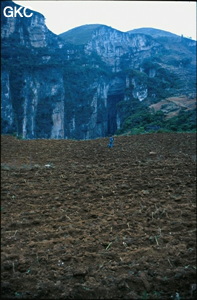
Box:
1, 1, 196, 139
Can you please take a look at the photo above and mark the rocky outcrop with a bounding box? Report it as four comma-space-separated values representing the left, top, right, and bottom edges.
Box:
21, 69, 65, 139
131, 78, 148, 101
2, 67, 65, 139
85, 26, 160, 72
1, 70, 15, 133
1, 2, 196, 139
1, 1, 62, 48
64, 77, 110, 140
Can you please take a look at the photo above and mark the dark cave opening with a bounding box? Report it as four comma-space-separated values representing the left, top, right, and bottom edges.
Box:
107, 93, 124, 135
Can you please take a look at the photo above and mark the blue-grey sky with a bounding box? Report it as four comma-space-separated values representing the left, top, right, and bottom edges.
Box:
14, 1, 196, 40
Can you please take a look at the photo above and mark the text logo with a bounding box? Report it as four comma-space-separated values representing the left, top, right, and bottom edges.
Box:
3, 6, 33, 18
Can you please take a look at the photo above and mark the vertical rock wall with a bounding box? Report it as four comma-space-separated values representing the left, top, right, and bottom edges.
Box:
1, 70, 15, 133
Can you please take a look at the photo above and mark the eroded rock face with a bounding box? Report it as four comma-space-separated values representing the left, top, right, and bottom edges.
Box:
1, 1, 61, 48
1, 70, 15, 133
131, 78, 148, 101
23, 69, 65, 139
1, 14, 16, 38
85, 26, 160, 72
64, 78, 110, 140
27, 14, 48, 48
1, 2, 196, 139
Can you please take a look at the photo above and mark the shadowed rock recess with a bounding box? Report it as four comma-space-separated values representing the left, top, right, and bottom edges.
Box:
1, 133, 196, 299
1, 1, 196, 140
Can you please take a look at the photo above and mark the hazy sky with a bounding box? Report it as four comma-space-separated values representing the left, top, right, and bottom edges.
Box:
14, 1, 196, 40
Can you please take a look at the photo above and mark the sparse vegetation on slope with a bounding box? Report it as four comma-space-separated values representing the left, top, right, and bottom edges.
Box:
59, 24, 106, 45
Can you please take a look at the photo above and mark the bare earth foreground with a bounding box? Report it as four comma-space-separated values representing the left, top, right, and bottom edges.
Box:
1, 133, 196, 299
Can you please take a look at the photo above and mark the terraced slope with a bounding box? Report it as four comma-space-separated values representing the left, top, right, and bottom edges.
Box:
1, 134, 196, 299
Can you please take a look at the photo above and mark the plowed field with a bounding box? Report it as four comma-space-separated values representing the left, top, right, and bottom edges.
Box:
1, 133, 196, 299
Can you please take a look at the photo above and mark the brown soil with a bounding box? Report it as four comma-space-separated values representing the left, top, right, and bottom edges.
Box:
1, 133, 196, 299
149, 96, 196, 119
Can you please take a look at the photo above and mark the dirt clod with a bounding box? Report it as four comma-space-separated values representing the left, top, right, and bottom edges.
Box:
1, 133, 196, 299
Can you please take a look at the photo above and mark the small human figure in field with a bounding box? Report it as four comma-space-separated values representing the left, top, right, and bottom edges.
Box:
108, 136, 114, 148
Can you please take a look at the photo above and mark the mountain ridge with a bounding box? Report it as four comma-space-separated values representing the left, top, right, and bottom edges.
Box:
59, 24, 195, 44
59, 24, 111, 45
128, 27, 180, 38
1, 1, 196, 139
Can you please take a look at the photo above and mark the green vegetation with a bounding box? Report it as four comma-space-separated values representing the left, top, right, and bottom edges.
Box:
2, 22, 196, 139
116, 108, 196, 135
123, 63, 181, 104
59, 24, 104, 45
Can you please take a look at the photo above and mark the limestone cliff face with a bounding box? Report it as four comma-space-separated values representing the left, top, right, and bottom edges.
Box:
2, 68, 65, 139
1, 1, 65, 139
21, 69, 65, 139
1, 1, 61, 48
64, 77, 110, 140
1, 2, 196, 139
131, 78, 148, 101
85, 26, 160, 72
1, 70, 15, 133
